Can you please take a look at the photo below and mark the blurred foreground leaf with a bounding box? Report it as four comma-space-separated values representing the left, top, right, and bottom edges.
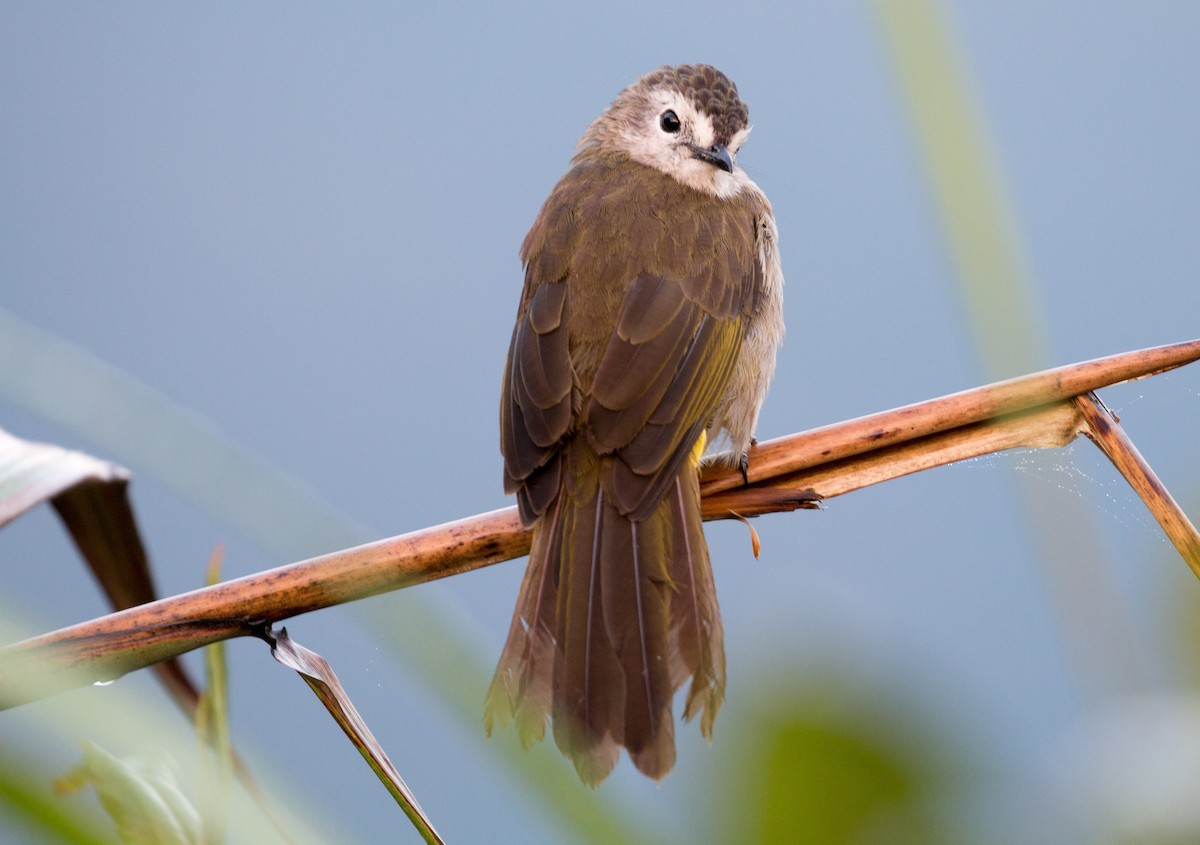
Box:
0, 426, 200, 710
873, 0, 1155, 697
722, 686, 956, 845
0, 748, 109, 845
58, 742, 200, 845
0, 427, 151, 608
196, 549, 233, 845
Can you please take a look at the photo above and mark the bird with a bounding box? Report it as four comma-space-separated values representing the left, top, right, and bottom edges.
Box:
485, 64, 784, 786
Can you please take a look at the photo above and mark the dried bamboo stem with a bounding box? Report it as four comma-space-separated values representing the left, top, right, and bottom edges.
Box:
1, 338, 1198, 708
1073, 391, 1200, 577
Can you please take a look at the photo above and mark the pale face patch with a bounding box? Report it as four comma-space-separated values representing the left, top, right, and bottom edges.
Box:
613, 87, 752, 199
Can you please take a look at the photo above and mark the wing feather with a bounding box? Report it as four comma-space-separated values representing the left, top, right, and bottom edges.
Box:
501, 280, 573, 513
589, 285, 747, 519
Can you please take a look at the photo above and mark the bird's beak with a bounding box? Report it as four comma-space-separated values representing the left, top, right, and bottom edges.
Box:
689, 142, 733, 173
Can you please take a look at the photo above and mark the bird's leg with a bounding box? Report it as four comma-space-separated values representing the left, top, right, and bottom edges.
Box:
738, 437, 758, 485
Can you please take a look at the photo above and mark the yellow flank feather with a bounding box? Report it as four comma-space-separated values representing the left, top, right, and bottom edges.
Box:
689, 429, 707, 467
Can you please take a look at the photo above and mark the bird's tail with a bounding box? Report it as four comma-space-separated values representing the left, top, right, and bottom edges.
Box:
484, 452, 724, 785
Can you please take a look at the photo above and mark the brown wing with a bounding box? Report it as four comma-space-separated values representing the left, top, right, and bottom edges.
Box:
584, 175, 763, 521
501, 157, 762, 524
587, 273, 748, 520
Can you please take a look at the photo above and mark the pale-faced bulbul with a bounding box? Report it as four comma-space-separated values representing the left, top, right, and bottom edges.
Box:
486, 64, 784, 785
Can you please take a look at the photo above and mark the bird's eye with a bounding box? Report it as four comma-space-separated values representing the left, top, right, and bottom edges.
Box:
659, 110, 681, 133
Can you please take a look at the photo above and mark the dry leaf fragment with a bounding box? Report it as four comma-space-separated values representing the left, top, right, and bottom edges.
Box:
268, 628, 446, 845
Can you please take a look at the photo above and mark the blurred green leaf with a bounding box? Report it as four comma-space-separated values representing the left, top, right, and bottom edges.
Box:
746, 720, 934, 843
0, 748, 109, 845
718, 679, 958, 845
63, 742, 201, 845
197, 548, 233, 845
873, 0, 1145, 699
873, 0, 1048, 378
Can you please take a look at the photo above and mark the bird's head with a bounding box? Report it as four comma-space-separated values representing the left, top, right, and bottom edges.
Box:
577, 64, 753, 199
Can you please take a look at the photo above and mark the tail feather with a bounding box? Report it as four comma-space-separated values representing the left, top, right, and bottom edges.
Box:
486, 454, 725, 785
599, 492, 676, 779
552, 487, 626, 784
484, 499, 562, 747
668, 473, 725, 738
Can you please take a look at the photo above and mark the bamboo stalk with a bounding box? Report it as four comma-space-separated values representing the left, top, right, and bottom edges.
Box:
703, 338, 1200, 495
1073, 392, 1200, 577
1, 339, 1198, 708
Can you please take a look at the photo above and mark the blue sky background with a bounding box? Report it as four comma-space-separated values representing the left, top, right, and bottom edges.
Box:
2, 3, 1199, 842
